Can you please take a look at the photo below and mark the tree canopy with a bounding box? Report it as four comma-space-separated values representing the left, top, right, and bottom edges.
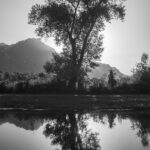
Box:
133, 53, 150, 93
29, 0, 126, 88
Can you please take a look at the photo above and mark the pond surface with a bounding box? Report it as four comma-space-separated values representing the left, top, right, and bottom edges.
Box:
0, 109, 150, 150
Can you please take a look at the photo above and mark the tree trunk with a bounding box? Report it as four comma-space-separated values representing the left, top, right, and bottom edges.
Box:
68, 64, 79, 91
69, 113, 83, 150
68, 73, 78, 91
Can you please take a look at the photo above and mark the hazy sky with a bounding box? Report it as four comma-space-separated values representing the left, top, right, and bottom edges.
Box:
0, 0, 150, 75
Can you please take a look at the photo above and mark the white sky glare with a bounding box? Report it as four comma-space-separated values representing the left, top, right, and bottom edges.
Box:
0, 0, 150, 75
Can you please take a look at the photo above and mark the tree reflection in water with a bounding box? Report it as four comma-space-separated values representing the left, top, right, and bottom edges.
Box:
0, 110, 150, 149
129, 113, 150, 147
91, 111, 150, 147
43, 112, 101, 150
90, 111, 117, 129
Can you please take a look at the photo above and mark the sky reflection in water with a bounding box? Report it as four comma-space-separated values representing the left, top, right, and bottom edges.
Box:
0, 110, 150, 150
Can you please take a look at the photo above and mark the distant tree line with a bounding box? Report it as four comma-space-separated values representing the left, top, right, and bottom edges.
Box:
0, 53, 150, 94
0, 72, 72, 94
89, 53, 150, 94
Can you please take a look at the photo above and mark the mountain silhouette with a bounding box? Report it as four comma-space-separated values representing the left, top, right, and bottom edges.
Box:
0, 114, 43, 131
0, 43, 9, 51
0, 38, 127, 79
88, 63, 128, 80
0, 38, 55, 73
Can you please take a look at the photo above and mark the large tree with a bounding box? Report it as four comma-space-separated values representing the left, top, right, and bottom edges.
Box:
28, 0, 126, 88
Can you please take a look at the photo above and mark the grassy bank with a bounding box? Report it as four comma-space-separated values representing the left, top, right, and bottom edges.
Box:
0, 95, 150, 111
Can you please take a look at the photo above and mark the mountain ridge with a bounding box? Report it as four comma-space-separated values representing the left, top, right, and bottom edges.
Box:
0, 38, 55, 73
0, 38, 127, 80
88, 62, 128, 80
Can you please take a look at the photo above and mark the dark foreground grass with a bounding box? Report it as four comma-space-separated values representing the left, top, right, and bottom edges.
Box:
0, 95, 150, 111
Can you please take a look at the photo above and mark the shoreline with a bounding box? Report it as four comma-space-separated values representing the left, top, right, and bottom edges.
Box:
0, 95, 150, 111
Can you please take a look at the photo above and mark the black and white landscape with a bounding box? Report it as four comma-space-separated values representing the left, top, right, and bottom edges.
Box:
0, 0, 150, 150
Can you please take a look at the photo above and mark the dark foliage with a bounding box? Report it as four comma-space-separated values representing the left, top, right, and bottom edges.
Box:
0, 53, 150, 94
43, 112, 101, 150
108, 69, 117, 89
28, 0, 126, 89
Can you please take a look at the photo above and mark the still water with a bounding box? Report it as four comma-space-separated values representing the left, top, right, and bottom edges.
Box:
0, 110, 150, 150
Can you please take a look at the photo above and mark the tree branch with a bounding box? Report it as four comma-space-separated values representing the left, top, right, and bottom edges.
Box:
78, 19, 97, 67
70, 0, 81, 35
67, 30, 77, 65
75, 0, 104, 40
77, 0, 106, 67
